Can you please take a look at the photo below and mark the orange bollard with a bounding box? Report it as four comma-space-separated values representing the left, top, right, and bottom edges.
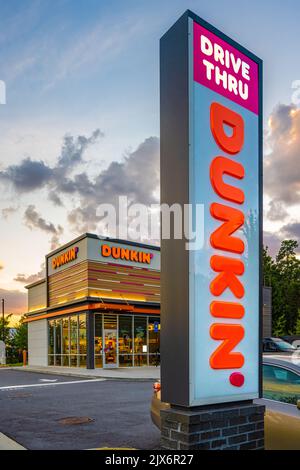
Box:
22, 349, 27, 366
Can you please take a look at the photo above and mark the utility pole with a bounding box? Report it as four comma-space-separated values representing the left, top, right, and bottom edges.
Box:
1, 299, 4, 342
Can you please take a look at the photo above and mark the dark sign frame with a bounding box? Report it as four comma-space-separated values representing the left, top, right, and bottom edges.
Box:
160, 10, 263, 407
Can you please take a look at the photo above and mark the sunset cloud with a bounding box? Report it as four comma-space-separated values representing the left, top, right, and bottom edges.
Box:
0, 287, 27, 315
0, 129, 103, 195
23, 205, 63, 250
264, 104, 300, 214
14, 263, 45, 284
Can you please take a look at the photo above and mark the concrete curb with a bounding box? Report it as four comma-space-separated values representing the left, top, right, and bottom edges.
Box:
10, 366, 159, 381
0, 433, 26, 450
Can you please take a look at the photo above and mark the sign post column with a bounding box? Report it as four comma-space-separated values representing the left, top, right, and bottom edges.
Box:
160, 10, 264, 450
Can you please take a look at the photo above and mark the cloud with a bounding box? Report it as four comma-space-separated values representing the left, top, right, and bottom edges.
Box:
14, 264, 45, 284
0, 287, 27, 315
56, 130, 104, 170
263, 231, 282, 258
281, 222, 300, 240
0, 128, 159, 238
23, 205, 63, 250
24, 205, 61, 235
67, 136, 160, 233
0, 158, 52, 192
266, 200, 288, 222
264, 104, 300, 214
0, 129, 103, 194
2, 206, 19, 219
48, 191, 63, 207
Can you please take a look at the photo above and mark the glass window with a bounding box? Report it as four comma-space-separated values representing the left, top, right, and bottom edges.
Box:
62, 355, 70, 367
95, 314, 103, 356
78, 315, 86, 355
274, 340, 296, 352
79, 355, 87, 367
55, 319, 62, 355
134, 355, 148, 367
149, 354, 160, 366
70, 355, 78, 367
263, 364, 300, 405
62, 318, 70, 355
48, 355, 54, 366
119, 355, 133, 367
48, 320, 55, 354
134, 317, 147, 353
55, 355, 61, 366
95, 356, 103, 368
104, 314, 117, 329
119, 316, 132, 354
70, 316, 78, 355
148, 317, 160, 354
134, 317, 147, 367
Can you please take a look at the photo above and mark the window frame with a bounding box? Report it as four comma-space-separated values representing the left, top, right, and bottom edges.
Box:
263, 362, 300, 405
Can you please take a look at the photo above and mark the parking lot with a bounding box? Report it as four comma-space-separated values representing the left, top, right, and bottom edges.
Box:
0, 369, 160, 450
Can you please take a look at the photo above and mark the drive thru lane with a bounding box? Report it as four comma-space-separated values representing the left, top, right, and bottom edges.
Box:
0, 369, 160, 450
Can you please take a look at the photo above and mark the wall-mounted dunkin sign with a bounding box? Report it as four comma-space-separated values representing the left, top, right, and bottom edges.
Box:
160, 11, 262, 406
52, 246, 79, 269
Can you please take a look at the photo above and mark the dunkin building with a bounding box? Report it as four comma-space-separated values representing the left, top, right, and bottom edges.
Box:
25, 233, 160, 369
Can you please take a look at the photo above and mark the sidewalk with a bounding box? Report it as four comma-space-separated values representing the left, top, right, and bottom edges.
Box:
11, 365, 160, 380
0, 433, 26, 451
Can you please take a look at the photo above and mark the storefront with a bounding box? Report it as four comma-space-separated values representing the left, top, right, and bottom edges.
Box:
25, 234, 160, 369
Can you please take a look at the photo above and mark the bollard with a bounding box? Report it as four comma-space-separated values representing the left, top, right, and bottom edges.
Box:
22, 349, 27, 366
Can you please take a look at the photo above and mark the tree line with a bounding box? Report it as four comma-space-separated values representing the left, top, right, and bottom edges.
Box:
0, 314, 28, 364
263, 240, 300, 336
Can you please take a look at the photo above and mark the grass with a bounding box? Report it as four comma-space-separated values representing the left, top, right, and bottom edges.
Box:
0, 363, 23, 368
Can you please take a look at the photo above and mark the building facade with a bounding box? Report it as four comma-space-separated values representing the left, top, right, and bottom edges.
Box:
25, 233, 272, 369
25, 234, 160, 369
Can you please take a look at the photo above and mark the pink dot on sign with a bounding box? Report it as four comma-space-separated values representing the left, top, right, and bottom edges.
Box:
229, 372, 244, 387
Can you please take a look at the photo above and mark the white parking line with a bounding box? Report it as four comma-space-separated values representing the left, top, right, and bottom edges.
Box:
0, 378, 106, 391
39, 379, 58, 382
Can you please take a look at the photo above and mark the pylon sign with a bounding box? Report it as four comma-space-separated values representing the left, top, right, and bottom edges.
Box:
160, 11, 262, 406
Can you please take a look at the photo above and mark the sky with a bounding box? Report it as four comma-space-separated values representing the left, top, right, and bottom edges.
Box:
0, 0, 300, 323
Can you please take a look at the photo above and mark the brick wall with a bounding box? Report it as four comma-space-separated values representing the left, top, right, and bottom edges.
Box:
161, 402, 265, 450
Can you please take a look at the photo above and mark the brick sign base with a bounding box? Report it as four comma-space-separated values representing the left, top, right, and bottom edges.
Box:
161, 401, 265, 450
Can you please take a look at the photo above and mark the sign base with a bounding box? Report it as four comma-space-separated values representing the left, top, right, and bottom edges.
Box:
160, 401, 265, 450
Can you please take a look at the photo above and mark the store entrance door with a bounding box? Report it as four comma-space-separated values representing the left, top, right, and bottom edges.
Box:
103, 329, 118, 368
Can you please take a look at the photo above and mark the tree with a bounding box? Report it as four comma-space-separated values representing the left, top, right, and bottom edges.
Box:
0, 313, 12, 344
12, 316, 28, 351
295, 310, 300, 336
263, 240, 300, 336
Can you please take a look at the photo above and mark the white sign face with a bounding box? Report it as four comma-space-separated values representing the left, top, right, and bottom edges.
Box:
189, 18, 261, 405
0, 340, 6, 365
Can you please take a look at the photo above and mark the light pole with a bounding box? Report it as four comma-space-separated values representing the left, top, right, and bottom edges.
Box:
1, 298, 4, 342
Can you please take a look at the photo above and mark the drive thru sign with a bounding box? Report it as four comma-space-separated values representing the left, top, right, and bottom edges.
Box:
160, 11, 262, 407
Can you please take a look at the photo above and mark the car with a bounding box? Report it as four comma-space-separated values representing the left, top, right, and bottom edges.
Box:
281, 336, 300, 349
263, 337, 297, 353
151, 355, 300, 450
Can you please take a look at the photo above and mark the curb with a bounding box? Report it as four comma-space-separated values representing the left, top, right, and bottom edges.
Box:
10, 367, 158, 382
0, 433, 26, 451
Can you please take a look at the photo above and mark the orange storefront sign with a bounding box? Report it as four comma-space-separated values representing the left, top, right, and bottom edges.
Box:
101, 244, 152, 265
209, 102, 245, 385
52, 246, 79, 269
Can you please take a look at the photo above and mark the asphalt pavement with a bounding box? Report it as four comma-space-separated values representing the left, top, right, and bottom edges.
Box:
0, 369, 160, 450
